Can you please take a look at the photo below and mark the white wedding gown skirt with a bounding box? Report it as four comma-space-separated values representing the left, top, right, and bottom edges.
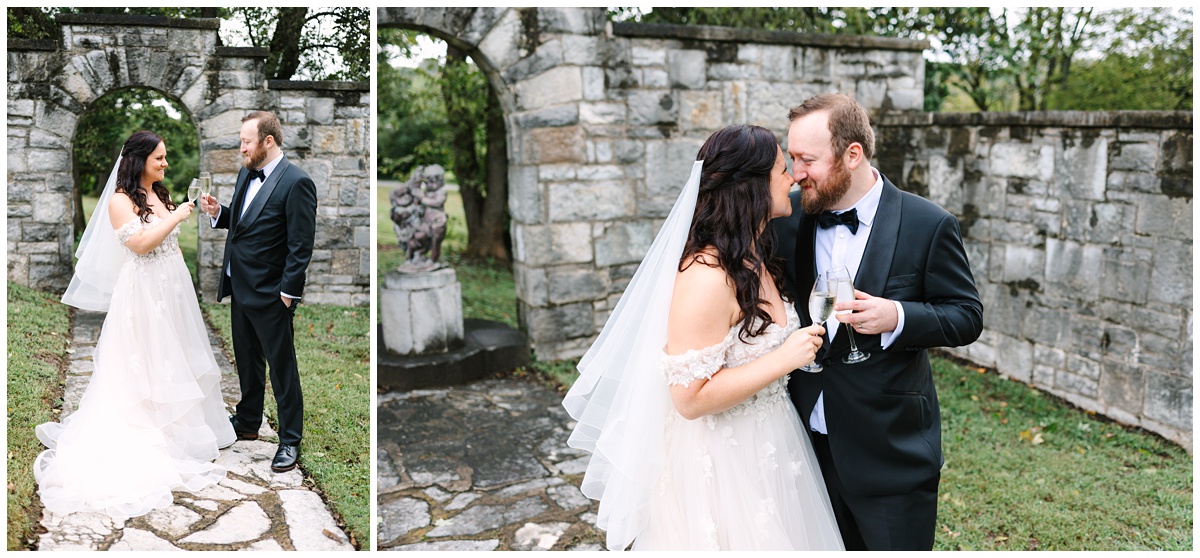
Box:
35, 217, 236, 519
634, 304, 844, 550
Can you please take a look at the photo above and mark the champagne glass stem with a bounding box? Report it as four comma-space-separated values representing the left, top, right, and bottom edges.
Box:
846, 325, 861, 354
842, 320, 870, 363
829, 267, 870, 365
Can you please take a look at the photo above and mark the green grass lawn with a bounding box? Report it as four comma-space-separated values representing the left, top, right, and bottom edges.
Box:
202, 302, 371, 549
932, 357, 1191, 550
6, 282, 73, 550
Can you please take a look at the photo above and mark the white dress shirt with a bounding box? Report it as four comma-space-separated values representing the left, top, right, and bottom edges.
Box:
809, 167, 906, 434
211, 153, 298, 300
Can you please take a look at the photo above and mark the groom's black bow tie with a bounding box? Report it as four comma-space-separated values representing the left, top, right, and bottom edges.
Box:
817, 208, 860, 234
247, 168, 266, 184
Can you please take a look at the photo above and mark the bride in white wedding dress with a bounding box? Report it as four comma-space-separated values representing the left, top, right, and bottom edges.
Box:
35, 130, 235, 520
565, 125, 844, 550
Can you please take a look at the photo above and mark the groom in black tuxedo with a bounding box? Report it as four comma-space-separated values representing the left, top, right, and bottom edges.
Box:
200, 111, 317, 473
773, 94, 982, 550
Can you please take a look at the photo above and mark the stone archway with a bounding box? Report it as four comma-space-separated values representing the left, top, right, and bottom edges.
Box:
7, 13, 370, 306
68, 85, 201, 261
379, 7, 928, 358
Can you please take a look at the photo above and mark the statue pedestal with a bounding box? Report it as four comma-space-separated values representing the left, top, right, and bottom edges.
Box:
381, 267, 463, 355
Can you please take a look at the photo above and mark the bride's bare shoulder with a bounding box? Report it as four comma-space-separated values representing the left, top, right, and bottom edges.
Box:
669, 249, 738, 350
672, 250, 736, 308
681, 246, 720, 268
107, 190, 138, 227
108, 190, 135, 205
676, 255, 729, 288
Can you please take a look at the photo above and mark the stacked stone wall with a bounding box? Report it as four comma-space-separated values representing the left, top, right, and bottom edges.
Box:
7, 14, 370, 306
876, 111, 1193, 450
198, 79, 371, 307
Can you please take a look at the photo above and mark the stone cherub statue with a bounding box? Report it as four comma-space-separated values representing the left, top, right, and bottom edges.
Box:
391, 165, 449, 272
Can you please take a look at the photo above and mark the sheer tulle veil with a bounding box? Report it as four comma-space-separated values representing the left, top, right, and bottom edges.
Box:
563, 160, 703, 551
61, 156, 129, 311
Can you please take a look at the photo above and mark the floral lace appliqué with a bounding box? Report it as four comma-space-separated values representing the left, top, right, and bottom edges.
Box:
116, 216, 181, 265
661, 305, 801, 427
661, 335, 731, 388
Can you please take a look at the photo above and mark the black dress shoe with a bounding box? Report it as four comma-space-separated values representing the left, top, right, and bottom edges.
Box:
230, 416, 259, 441
272, 444, 300, 472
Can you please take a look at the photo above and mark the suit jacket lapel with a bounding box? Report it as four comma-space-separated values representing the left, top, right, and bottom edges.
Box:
237, 158, 289, 233
230, 168, 250, 233
856, 176, 902, 296
792, 210, 824, 416
795, 212, 818, 326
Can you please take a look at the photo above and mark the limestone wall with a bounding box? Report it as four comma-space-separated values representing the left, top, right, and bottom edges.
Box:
6, 14, 370, 306
876, 111, 1193, 449
197, 79, 372, 307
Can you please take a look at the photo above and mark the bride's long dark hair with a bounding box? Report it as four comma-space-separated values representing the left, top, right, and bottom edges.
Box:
116, 130, 176, 223
681, 124, 790, 342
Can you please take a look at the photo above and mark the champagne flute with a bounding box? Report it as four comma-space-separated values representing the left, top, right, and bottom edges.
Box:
199, 172, 212, 216
828, 265, 870, 364
799, 271, 835, 373
186, 179, 201, 222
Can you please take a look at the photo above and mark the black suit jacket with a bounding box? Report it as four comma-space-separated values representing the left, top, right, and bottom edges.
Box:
214, 157, 318, 309
772, 174, 983, 497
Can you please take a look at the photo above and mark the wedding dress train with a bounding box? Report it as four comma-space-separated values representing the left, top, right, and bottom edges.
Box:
35, 216, 235, 519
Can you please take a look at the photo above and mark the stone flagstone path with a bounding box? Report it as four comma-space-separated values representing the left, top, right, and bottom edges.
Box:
36, 310, 354, 551
376, 378, 606, 551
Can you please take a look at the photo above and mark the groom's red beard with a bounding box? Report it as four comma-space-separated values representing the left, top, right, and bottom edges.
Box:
799, 155, 853, 214
243, 144, 268, 171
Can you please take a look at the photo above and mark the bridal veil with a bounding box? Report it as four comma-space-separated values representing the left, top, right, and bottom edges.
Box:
61, 157, 129, 311
563, 160, 703, 551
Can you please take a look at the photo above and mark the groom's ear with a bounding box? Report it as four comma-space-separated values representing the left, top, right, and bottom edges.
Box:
843, 142, 865, 170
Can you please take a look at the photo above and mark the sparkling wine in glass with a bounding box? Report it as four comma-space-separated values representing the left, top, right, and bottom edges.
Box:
186, 179, 201, 222
829, 265, 870, 364
199, 172, 212, 197
800, 272, 835, 373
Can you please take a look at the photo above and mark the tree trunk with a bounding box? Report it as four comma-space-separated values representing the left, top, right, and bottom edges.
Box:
441, 46, 487, 254
476, 84, 511, 263
267, 7, 307, 80
72, 180, 85, 237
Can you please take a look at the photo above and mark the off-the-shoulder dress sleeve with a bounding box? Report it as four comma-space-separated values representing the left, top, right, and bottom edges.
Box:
114, 219, 141, 245
660, 333, 733, 388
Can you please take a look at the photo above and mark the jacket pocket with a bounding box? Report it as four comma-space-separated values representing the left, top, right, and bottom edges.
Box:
883, 273, 919, 299
881, 390, 932, 431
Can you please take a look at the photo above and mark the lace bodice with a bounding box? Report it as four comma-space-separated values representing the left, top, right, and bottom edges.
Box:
661, 304, 799, 421
115, 215, 180, 263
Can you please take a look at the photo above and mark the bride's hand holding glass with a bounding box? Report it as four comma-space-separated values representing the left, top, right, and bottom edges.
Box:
775, 323, 825, 372
170, 199, 194, 223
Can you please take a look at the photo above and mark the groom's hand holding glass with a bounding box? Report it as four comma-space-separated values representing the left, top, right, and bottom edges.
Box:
198, 191, 293, 310
834, 289, 899, 336
199, 192, 220, 219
